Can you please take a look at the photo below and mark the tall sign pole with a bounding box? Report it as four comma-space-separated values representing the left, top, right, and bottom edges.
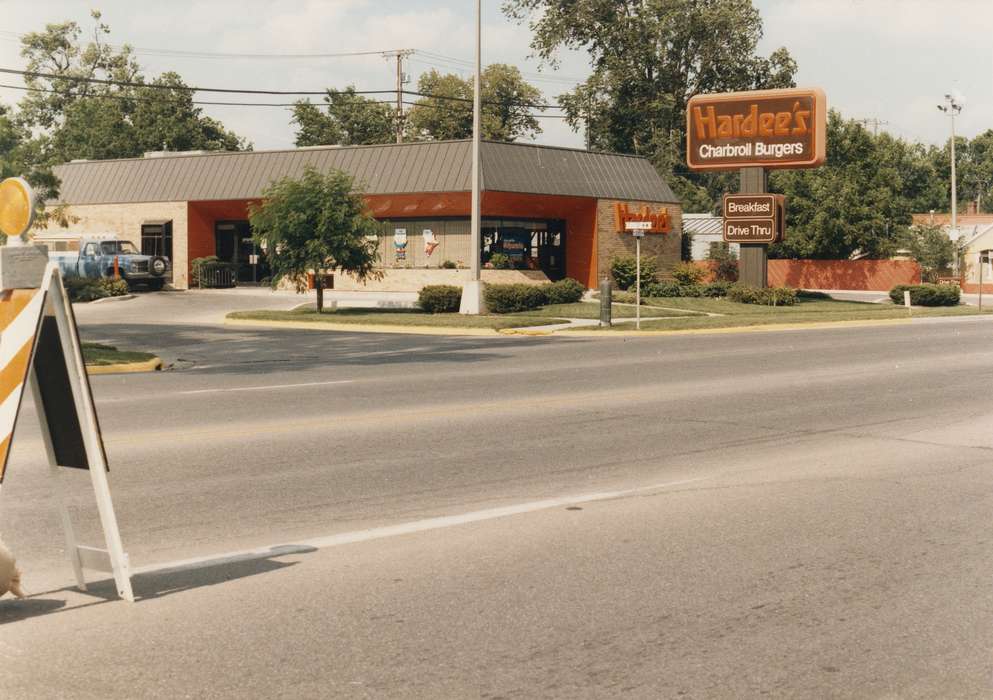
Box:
738, 167, 769, 288
460, 0, 485, 314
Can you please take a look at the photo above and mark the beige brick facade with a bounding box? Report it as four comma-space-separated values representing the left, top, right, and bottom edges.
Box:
33, 202, 191, 288
596, 199, 683, 282
331, 268, 551, 292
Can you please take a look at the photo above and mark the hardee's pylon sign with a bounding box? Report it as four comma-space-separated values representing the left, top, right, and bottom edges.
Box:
686, 88, 827, 171
0, 178, 134, 602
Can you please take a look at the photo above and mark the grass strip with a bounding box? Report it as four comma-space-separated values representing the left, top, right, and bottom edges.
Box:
228, 307, 565, 330
81, 342, 158, 366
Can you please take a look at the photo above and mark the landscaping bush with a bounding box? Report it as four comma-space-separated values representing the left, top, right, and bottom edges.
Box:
484, 283, 548, 313
797, 289, 832, 300
643, 281, 683, 298
727, 285, 798, 306
418, 284, 462, 313
889, 283, 960, 306
489, 253, 512, 270
441, 260, 457, 269
671, 262, 707, 286
610, 255, 658, 290
64, 277, 108, 302
678, 284, 705, 298
544, 277, 585, 304
65, 276, 130, 303
702, 281, 733, 297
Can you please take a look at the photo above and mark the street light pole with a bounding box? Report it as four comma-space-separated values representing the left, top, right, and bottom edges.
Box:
938, 93, 964, 236
460, 0, 485, 314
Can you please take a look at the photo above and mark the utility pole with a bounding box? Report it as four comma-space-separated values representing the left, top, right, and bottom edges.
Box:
459, 0, 485, 314
855, 117, 889, 136
938, 93, 964, 237
383, 49, 414, 143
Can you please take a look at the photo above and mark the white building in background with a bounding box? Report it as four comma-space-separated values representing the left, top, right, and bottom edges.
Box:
683, 213, 738, 261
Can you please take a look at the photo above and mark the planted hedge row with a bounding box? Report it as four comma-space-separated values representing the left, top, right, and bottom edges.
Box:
889, 284, 960, 307
418, 278, 587, 314
484, 278, 585, 313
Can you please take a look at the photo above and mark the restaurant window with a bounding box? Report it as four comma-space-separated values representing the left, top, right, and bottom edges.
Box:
141, 220, 173, 260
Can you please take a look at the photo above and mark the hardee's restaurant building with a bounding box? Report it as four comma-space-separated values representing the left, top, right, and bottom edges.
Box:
41, 139, 683, 290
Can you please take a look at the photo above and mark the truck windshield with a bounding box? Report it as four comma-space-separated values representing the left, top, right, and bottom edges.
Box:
100, 241, 139, 255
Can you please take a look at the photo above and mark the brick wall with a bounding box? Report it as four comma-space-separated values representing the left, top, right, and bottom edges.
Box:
34, 201, 190, 287
767, 260, 921, 291
595, 199, 683, 282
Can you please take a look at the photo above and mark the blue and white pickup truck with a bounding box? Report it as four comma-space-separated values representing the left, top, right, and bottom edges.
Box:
50, 237, 171, 290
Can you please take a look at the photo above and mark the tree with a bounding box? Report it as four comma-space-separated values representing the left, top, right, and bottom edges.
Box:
18, 11, 248, 163
768, 112, 941, 260
248, 167, 379, 311
504, 0, 796, 206
0, 102, 64, 242
899, 224, 955, 282
292, 88, 397, 146
404, 64, 544, 142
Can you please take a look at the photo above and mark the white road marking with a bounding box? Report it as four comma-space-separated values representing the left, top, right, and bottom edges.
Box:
177, 380, 354, 395
132, 474, 713, 578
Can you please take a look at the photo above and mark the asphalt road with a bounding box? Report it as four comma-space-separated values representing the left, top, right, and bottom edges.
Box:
4, 294, 993, 698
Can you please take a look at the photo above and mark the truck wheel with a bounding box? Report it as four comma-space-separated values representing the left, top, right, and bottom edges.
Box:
150, 256, 168, 277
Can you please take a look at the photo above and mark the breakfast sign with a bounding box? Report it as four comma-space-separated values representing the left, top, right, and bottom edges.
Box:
686, 88, 827, 171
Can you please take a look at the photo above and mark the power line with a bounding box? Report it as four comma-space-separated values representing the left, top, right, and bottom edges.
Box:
0, 66, 567, 112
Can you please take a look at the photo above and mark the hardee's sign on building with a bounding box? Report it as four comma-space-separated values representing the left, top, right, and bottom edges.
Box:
686, 88, 826, 170
614, 203, 671, 234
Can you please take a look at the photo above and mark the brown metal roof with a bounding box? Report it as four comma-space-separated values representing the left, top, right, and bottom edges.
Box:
52, 140, 678, 205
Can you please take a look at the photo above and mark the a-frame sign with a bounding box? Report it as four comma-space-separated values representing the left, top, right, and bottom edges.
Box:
0, 248, 135, 602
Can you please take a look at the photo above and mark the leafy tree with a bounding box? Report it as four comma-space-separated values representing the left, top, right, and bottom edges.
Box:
768, 112, 937, 260
292, 88, 397, 146
504, 0, 796, 206
17, 11, 248, 163
899, 224, 955, 282
405, 64, 544, 141
248, 167, 380, 311
0, 102, 64, 241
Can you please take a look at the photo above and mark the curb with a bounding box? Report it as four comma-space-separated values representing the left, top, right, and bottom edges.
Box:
563, 318, 917, 337
225, 318, 507, 336
87, 294, 136, 305
86, 356, 163, 375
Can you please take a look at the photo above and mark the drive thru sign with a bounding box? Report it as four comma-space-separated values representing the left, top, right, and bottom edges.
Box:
624, 221, 651, 328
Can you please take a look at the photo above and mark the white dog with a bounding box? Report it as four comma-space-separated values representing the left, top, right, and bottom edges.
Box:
0, 536, 25, 598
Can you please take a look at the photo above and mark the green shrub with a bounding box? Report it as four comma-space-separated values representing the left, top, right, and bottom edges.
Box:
678, 284, 705, 298
672, 262, 707, 286
643, 281, 683, 298
441, 260, 457, 269
65, 277, 108, 302
545, 277, 585, 304
889, 283, 960, 306
728, 285, 798, 306
610, 255, 658, 290
702, 281, 733, 297
97, 278, 129, 297
418, 284, 462, 313
484, 283, 548, 313
489, 253, 512, 270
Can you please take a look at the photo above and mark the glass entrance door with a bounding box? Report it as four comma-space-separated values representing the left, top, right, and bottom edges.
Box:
215, 220, 268, 284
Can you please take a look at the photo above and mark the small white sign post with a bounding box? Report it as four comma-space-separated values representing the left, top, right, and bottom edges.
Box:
625, 222, 651, 330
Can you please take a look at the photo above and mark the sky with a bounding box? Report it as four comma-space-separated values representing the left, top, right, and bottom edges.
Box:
0, 0, 989, 153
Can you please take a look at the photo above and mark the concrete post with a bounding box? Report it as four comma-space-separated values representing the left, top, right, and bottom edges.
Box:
599, 277, 612, 327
